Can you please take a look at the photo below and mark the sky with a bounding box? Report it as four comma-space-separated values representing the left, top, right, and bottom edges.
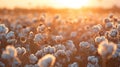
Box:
0, 0, 120, 9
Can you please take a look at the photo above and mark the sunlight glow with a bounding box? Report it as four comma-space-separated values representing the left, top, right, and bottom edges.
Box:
55, 0, 90, 8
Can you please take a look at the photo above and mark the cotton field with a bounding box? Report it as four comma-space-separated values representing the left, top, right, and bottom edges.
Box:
0, 9, 120, 67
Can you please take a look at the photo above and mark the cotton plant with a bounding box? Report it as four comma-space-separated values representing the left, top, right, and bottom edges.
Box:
35, 50, 43, 58
70, 31, 77, 38
0, 61, 5, 67
105, 22, 114, 30
37, 24, 46, 33
116, 24, 120, 32
54, 49, 69, 64
37, 54, 56, 67
39, 14, 46, 22
108, 29, 118, 38
68, 62, 79, 67
29, 54, 38, 64
87, 56, 99, 67
54, 44, 66, 51
112, 43, 120, 58
98, 41, 117, 67
54, 62, 63, 67
0, 24, 9, 39
32, 17, 39, 23
1, 45, 21, 66
95, 36, 107, 44
33, 33, 47, 44
79, 41, 91, 52
1, 45, 17, 60
6, 31, 17, 44
12, 57, 21, 67
98, 40, 117, 59
54, 50, 66, 58
43, 45, 56, 54
91, 24, 102, 33
65, 40, 77, 54
22, 27, 31, 34
79, 41, 97, 55
16, 47, 26, 55
25, 64, 39, 67
15, 23, 23, 33
54, 35, 64, 43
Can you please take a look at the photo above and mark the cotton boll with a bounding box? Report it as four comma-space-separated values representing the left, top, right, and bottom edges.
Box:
6, 45, 17, 57
117, 44, 120, 49
16, 24, 22, 30
21, 47, 26, 55
6, 31, 15, 39
35, 50, 43, 58
1, 45, 17, 59
54, 35, 63, 42
0, 24, 9, 39
1, 51, 11, 59
105, 22, 113, 29
116, 24, 120, 31
54, 44, 66, 51
95, 36, 106, 43
25, 64, 34, 67
6, 31, 17, 44
0, 24, 9, 33
34, 64, 39, 67
34, 33, 46, 43
32, 18, 38, 23
87, 62, 99, 67
29, 54, 38, 64
89, 44, 97, 53
54, 50, 66, 58
16, 47, 22, 55
95, 37, 102, 43
104, 18, 111, 23
79, 41, 90, 49
108, 29, 118, 38
98, 41, 117, 59
0, 62, 5, 67
54, 14, 60, 20
88, 56, 98, 64
43, 46, 50, 54
97, 24, 103, 29
68, 62, 79, 67
70, 31, 77, 38
66, 40, 75, 49
39, 15, 45, 22
92, 25, 101, 33
43, 46, 56, 54
65, 50, 73, 57
37, 54, 56, 67
23, 27, 31, 34
7, 39, 17, 44
16, 47, 26, 55
55, 62, 63, 67
37, 24, 46, 33
49, 47, 56, 54
25, 64, 39, 67
12, 57, 21, 67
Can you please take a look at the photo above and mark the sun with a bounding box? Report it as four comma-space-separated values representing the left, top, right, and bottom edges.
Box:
55, 0, 89, 8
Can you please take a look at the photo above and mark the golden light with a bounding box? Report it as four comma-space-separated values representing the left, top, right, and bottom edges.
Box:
55, 0, 90, 8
